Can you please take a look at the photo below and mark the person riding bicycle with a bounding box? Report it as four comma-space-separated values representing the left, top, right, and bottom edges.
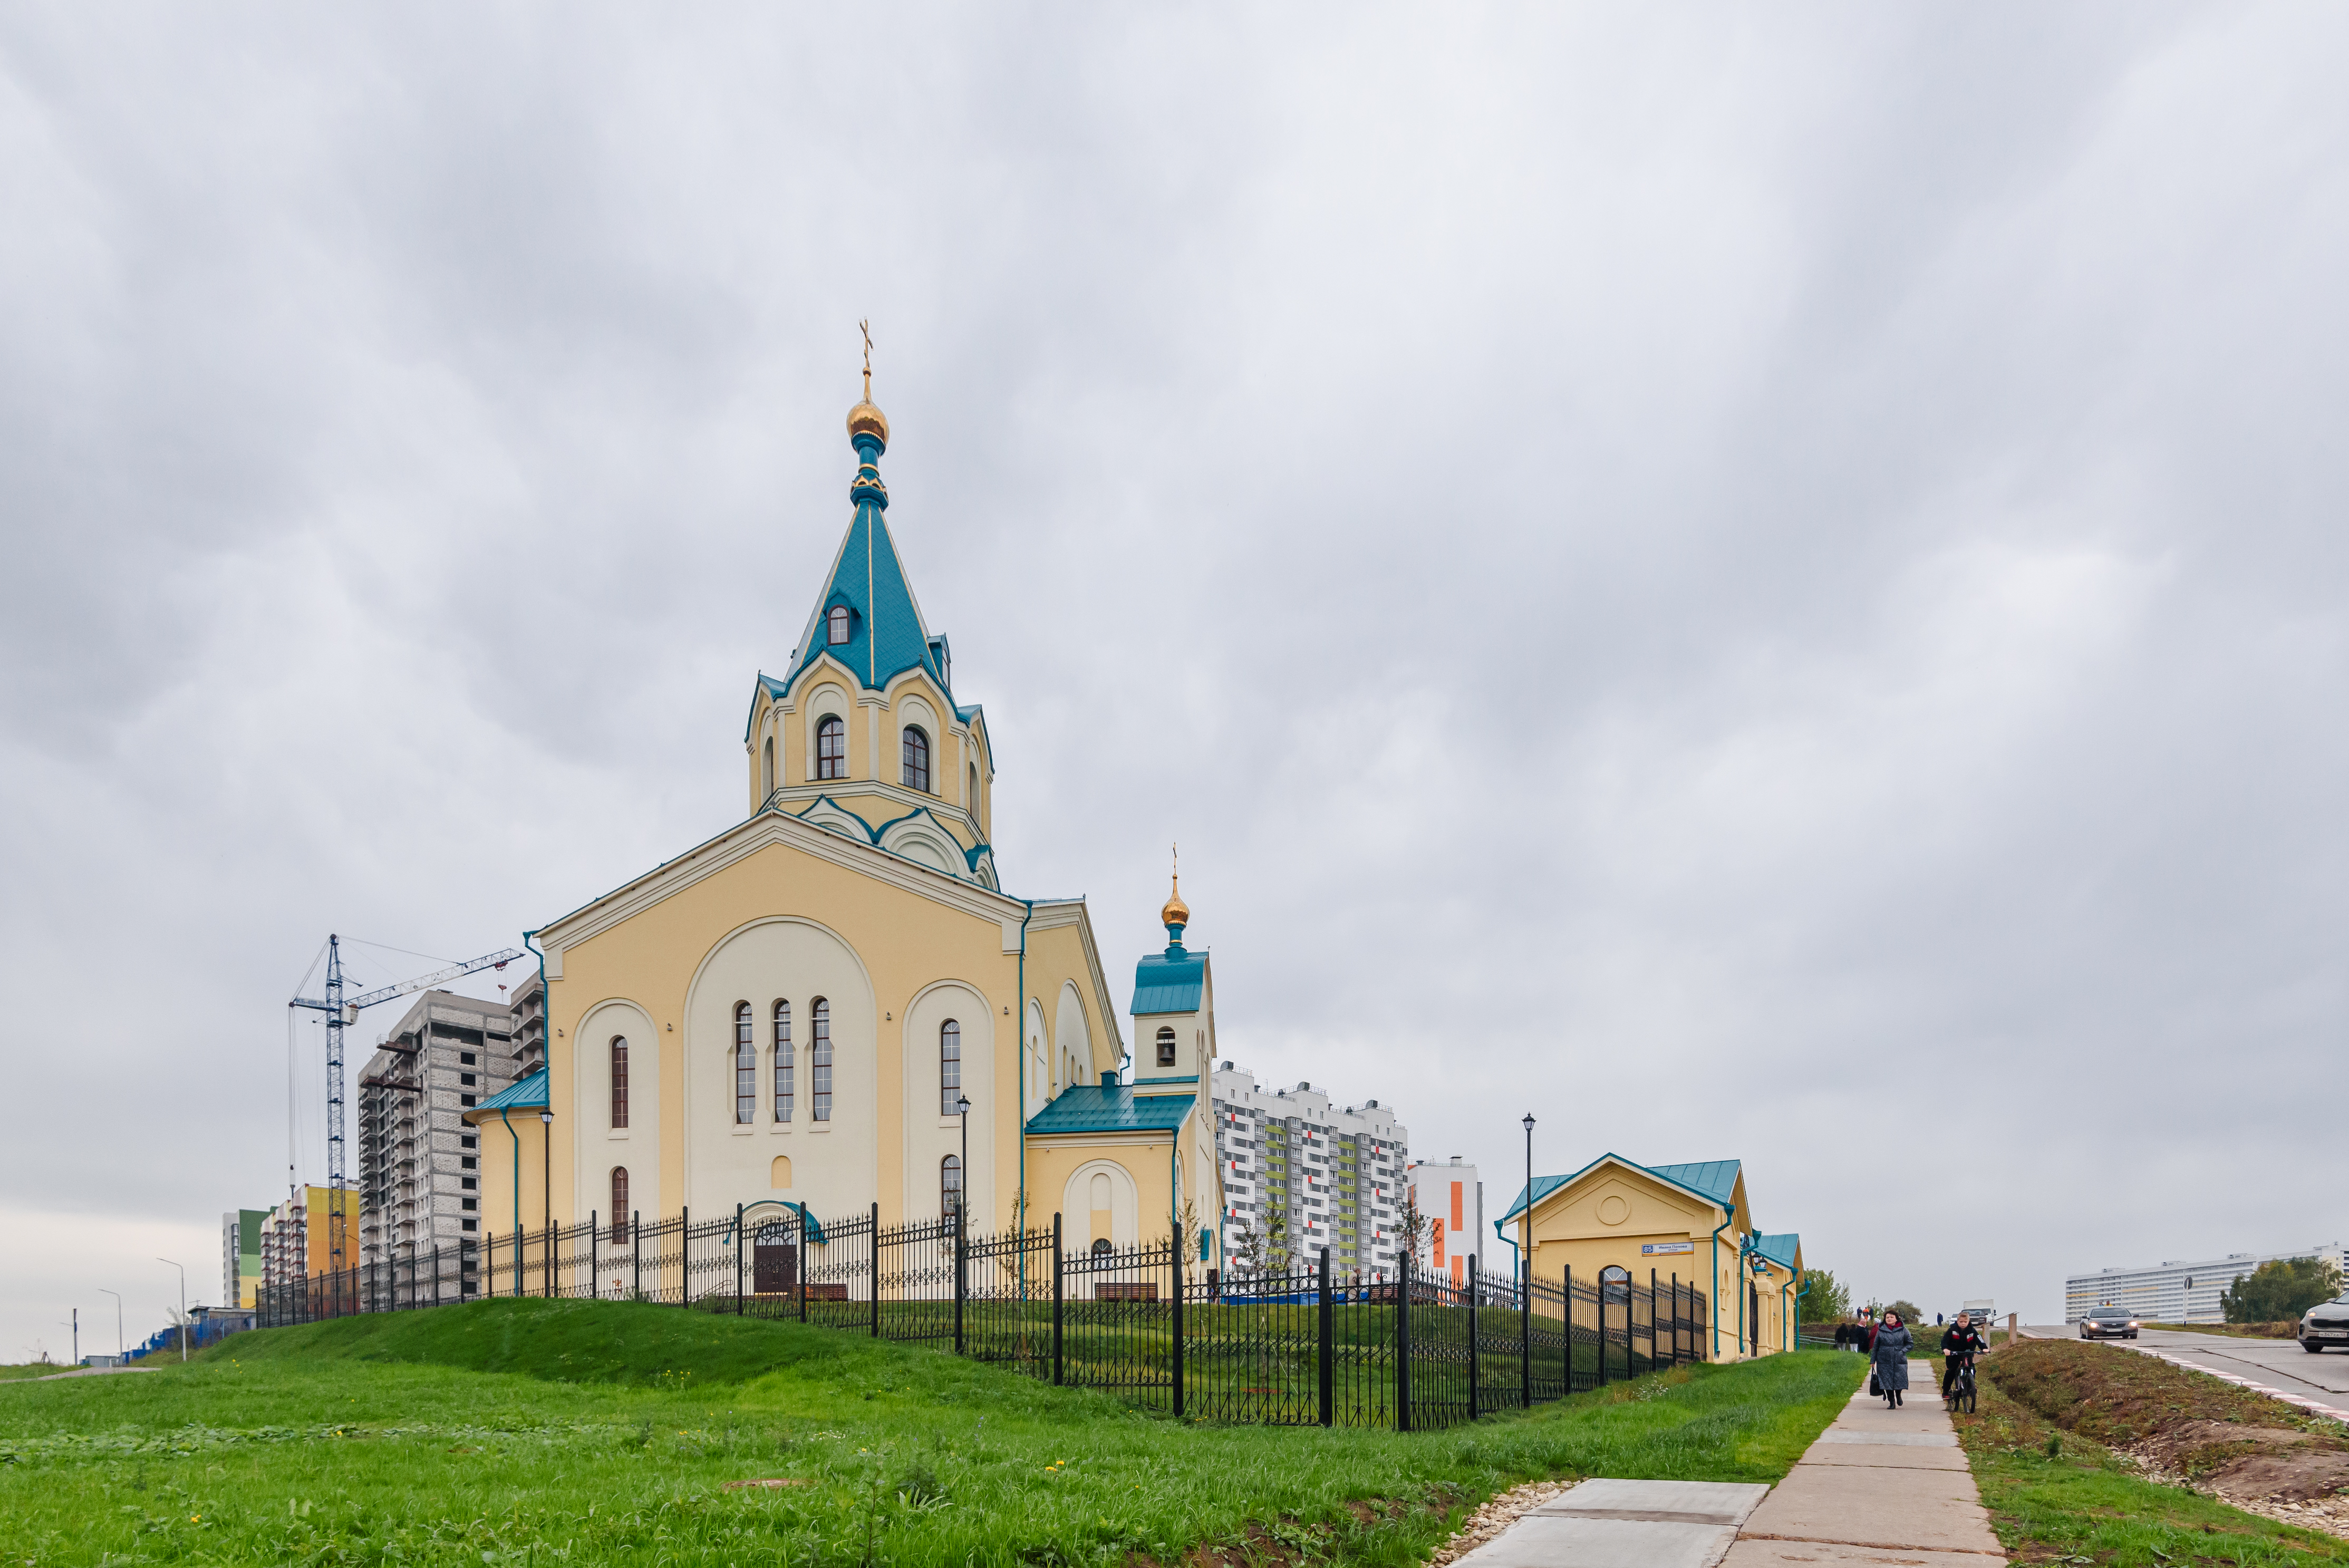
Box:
1940, 1312, 1987, 1399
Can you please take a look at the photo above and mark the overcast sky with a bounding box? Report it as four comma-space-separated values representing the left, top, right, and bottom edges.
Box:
5, 4, 2346, 1360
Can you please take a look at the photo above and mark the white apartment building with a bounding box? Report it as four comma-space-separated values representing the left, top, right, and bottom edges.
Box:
1210, 1062, 1408, 1282
1409, 1158, 1486, 1287
2065, 1244, 2347, 1324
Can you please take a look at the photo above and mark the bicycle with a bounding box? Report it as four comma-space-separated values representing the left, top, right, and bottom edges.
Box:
1943, 1351, 1980, 1414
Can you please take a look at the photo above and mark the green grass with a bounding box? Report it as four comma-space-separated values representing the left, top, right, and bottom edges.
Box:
1957, 1363, 2347, 1567
0, 1299, 1861, 1567
0, 1363, 64, 1382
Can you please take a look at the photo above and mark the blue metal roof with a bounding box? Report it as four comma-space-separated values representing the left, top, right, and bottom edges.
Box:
467, 1068, 548, 1117
1495, 1154, 1742, 1226
781, 432, 951, 704
1648, 1160, 1742, 1208
1024, 1082, 1195, 1136
1132, 943, 1206, 1015
1754, 1232, 1801, 1270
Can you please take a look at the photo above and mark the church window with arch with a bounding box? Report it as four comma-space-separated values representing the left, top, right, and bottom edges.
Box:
940, 1019, 961, 1117
826, 605, 851, 645
1156, 1026, 1177, 1068
760, 737, 774, 800
942, 1153, 963, 1217
902, 725, 930, 791
810, 998, 833, 1121
610, 1037, 629, 1128
772, 1000, 793, 1122
816, 714, 846, 780
610, 1168, 629, 1242
734, 1003, 757, 1124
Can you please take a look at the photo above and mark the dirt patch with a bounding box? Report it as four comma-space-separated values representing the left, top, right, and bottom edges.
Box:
1987, 1337, 2336, 1448
1980, 1344, 2349, 1531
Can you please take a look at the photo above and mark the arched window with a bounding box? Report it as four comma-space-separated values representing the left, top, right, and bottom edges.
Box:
942, 1153, 963, 1217
1156, 1026, 1177, 1068
940, 1020, 961, 1117
967, 762, 977, 809
1090, 1237, 1114, 1257
827, 605, 852, 645
610, 1168, 629, 1242
901, 725, 930, 791
772, 1000, 793, 1123
760, 737, 774, 800
610, 1037, 629, 1129
734, 1002, 756, 1124
810, 998, 833, 1122
816, 714, 846, 781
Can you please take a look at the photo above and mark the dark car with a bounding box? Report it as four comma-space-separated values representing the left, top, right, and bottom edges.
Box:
2079, 1305, 2139, 1340
2299, 1293, 2349, 1352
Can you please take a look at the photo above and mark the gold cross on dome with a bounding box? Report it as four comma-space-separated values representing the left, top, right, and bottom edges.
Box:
859, 320, 873, 397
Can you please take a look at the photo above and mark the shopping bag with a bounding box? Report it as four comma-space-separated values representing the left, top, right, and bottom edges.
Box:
1868, 1370, 1880, 1396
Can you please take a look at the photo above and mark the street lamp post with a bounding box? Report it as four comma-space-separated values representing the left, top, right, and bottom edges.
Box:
97, 1287, 121, 1360
955, 1094, 972, 1219
954, 1093, 972, 1357
1520, 1112, 1534, 1411
1520, 1115, 1535, 1287
538, 1110, 555, 1299
156, 1258, 186, 1362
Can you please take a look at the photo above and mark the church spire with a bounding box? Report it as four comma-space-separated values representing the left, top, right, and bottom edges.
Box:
1161, 844, 1190, 951
781, 324, 950, 700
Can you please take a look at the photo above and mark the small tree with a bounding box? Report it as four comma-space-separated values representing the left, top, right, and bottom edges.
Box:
2222, 1257, 2341, 1324
1174, 1197, 1207, 1271
1231, 1217, 1263, 1280
1887, 1299, 1924, 1324
1799, 1269, 1851, 1323
1396, 1185, 1431, 1270
1263, 1211, 1292, 1277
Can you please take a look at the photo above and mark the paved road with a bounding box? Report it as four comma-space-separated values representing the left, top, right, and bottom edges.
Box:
2021, 1323, 2349, 1420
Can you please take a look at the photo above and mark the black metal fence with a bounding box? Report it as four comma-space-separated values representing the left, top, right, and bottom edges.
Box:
259, 1206, 1708, 1430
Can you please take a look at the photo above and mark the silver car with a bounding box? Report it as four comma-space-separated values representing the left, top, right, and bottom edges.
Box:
2300, 1293, 2349, 1352
2079, 1305, 2139, 1340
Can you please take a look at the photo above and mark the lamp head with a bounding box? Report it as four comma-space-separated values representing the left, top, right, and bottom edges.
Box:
1522, 1114, 1535, 1132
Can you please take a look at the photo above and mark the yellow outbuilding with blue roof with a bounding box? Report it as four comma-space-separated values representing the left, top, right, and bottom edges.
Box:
1498, 1153, 1804, 1361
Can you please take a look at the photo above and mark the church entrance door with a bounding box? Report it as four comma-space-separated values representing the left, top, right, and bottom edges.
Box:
753, 1221, 797, 1295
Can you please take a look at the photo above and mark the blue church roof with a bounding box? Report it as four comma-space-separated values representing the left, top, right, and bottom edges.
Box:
1131, 943, 1207, 1015
1496, 1155, 1744, 1226
1754, 1232, 1801, 1269
1024, 1081, 1196, 1136
465, 1068, 548, 1117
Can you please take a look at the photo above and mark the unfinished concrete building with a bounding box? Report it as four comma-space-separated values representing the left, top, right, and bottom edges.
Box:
356, 990, 523, 1284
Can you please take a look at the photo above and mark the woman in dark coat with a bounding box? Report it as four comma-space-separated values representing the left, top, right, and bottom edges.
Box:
1871, 1311, 1914, 1407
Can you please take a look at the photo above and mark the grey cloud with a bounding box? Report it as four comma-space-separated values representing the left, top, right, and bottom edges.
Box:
3, 4, 2345, 1353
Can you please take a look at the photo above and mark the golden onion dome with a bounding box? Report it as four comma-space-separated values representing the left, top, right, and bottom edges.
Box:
1161, 874, 1190, 930
847, 395, 890, 446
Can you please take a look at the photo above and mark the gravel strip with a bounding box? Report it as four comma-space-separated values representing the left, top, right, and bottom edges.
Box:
1427, 1478, 1579, 1566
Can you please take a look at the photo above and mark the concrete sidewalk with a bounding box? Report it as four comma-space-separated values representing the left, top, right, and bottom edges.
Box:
1724, 1360, 2002, 1568
1451, 1361, 2003, 1568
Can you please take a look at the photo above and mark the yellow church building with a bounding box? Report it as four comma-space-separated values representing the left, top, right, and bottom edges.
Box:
469, 372, 1220, 1267
1500, 1154, 1804, 1361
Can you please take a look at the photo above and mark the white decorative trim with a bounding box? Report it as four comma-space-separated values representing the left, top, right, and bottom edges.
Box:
540, 807, 1026, 954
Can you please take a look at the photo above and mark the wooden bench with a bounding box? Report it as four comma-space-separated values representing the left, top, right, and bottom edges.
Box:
1093, 1282, 1159, 1302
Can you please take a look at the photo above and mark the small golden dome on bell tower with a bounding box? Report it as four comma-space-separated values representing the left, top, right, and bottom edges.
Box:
1161, 843, 1190, 943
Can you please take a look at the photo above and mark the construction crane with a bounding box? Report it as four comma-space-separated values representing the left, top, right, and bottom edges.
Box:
290, 934, 527, 1272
